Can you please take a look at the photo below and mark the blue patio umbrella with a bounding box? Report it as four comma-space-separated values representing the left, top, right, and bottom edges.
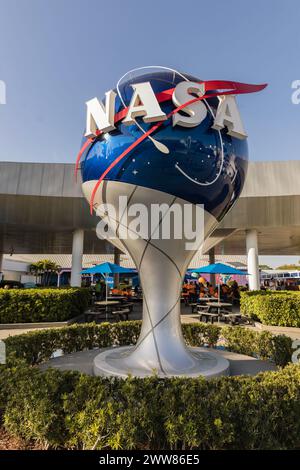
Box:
82, 262, 136, 275
188, 263, 248, 276
81, 262, 136, 303
188, 263, 249, 301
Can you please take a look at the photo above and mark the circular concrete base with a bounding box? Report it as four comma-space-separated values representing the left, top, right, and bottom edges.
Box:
39, 348, 277, 377
93, 346, 230, 379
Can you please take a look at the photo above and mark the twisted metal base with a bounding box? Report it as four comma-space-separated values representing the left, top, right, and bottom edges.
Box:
93, 346, 230, 378
83, 180, 224, 379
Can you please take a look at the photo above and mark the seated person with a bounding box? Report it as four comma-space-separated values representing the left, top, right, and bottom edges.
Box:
221, 284, 229, 301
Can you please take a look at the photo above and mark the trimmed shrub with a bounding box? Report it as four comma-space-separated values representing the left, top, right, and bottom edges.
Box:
0, 321, 296, 449
0, 288, 91, 323
183, 322, 220, 348
1, 364, 300, 449
4, 321, 221, 366
4, 321, 291, 367
240, 290, 300, 327
221, 326, 293, 367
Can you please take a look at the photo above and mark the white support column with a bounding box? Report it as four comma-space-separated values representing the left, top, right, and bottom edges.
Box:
246, 229, 260, 290
70, 229, 84, 287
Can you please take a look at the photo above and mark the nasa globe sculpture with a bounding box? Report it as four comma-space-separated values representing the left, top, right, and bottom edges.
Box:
77, 66, 266, 378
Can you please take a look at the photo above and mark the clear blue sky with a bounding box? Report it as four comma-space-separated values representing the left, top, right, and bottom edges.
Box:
0, 0, 299, 267
0, 0, 299, 164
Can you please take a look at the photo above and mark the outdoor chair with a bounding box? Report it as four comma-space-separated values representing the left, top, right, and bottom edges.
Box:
189, 302, 199, 313
231, 297, 241, 307
120, 302, 134, 311
197, 304, 210, 313
199, 312, 219, 324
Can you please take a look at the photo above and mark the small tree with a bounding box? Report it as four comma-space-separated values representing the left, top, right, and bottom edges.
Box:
276, 264, 300, 271
29, 260, 61, 286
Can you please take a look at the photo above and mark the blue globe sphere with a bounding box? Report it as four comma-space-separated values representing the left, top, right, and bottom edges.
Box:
80, 68, 248, 221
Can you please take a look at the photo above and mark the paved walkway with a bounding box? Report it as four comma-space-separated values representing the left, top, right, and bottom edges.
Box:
247, 323, 300, 340
181, 312, 300, 339
1, 303, 300, 341
0, 326, 59, 341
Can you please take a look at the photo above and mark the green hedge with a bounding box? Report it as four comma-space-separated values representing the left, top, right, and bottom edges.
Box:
0, 288, 91, 323
221, 326, 293, 367
4, 321, 221, 366
240, 290, 300, 327
4, 321, 292, 367
1, 363, 300, 449
0, 321, 296, 450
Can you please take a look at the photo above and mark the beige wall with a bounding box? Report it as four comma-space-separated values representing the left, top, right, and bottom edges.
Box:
2, 270, 24, 281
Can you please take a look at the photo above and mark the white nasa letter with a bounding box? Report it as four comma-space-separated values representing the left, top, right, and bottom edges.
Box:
85, 90, 116, 137
212, 95, 247, 139
291, 80, 300, 105
172, 81, 207, 128
122, 82, 167, 125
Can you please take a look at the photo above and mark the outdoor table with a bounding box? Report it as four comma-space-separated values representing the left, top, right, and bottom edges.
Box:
95, 300, 120, 320
189, 297, 218, 313
95, 300, 120, 306
85, 310, 107, 323
190, 297, 217, 313
205, 301, 233, 316
199, 312, 219, 324
195, 297, 218, 307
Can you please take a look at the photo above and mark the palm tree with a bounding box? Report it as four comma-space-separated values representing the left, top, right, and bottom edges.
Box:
29, 259, 61, 286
